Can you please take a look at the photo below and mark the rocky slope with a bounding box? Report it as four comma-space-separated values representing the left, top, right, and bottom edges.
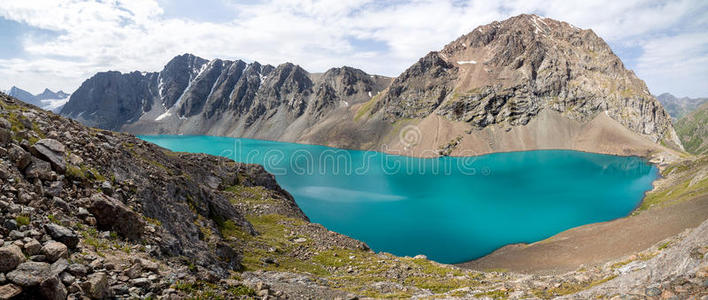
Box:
3, 91, 708, 299
61, 14, 683, 160
675, 101, 708, 155
657, 93, 708, 121
7, 86, 70, 112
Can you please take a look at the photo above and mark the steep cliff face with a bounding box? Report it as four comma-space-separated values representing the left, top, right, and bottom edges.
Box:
369, 14, 680, 149
61, 71, 157, 130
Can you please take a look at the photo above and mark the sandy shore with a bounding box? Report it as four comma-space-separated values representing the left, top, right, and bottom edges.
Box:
458, 194, 708, 274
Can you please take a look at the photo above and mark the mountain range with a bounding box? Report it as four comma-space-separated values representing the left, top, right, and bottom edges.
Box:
675, 101, 708, 155
60, 14, 683, 159
6, 86, 70, 112
656, 92, 708, 121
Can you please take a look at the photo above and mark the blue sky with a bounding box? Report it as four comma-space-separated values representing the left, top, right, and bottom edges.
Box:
0, 0, 706, 98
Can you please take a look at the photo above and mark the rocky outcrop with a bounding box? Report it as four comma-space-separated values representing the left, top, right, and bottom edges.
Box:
0, 92, 310, 298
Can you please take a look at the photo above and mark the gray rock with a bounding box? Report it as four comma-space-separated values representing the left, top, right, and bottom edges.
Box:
0, 117, 10, 129
40, 275, 67, 300
100, 181, 113, 195
67, 263, 87, 277
136, 258, 159, 272
0, 283, 22, 300
0, 128, 10, 147
8, 144, 31, 170
6, 261, 51, 287
131, 277, 150, 287
41, 241, 68, 262
43, 223, 79, 249
82, 193, 145, 240
2, 220, 17, 231
59, 272, 75, 285
84, 272, 111, 299
23, 239, 42, 255
24, 156, 52, 180
0, 245, 25, 272
67, 153, 83, 166
50, 258, 69, 276
30, 139, 67, 173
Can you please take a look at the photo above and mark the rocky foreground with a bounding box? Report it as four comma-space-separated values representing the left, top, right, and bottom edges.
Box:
0, 92, 706, 299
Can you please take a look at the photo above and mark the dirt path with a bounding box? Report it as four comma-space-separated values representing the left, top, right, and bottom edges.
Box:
458, 195, 708, 274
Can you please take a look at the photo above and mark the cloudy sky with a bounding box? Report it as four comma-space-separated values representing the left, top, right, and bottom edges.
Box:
0, 0, 706, 97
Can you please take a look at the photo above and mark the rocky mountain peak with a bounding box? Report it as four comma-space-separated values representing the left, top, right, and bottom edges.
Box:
373, 14, 681, 149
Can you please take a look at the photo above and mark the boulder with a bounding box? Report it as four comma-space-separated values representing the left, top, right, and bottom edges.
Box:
83, 272, 111, 299
30, 139, 66, 173
24, 157, 52, 180
82, 193, 145, 240
6, 261, 51, 287
39, 276, 67, 300
0, 284, 22, 300
8, 144, 31, 170
67, 263, 88, 277
23, 239, 42, 256
41, 241, 68, 262
0, 117, 10, 129
136, 258, 159, 272
0, 245, 25, 272
50, 259, 69, 277
43, 224, 79, 249
0, 128, 10, 147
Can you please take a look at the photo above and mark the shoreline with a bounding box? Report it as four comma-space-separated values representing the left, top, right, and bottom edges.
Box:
136, 132, 673, 162
458, 193, 708, 274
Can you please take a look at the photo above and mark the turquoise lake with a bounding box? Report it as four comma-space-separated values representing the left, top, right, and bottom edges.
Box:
139, 135, 659, 264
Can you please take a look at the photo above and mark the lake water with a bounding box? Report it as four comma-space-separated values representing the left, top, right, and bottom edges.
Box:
139, 135, 658, 264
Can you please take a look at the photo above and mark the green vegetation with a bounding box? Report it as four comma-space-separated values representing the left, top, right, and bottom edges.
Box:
65, 163, 107, 182
81, 227, 110, 256
225, 185, 274, 205
47, 214, 61, 225
675, 102, 708, 155
15, 215, 30, 226
143, 216, 162, 226
531, 275, 617, 299
4, 110, 45, 144
216, 200, 486, 297
635, 156, 708, 213
354, 92, 383, 121
475, 289, 510, 299
173, 280, 255, 299
66, 164, 85, 180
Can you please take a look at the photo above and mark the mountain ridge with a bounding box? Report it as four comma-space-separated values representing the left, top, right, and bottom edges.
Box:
60, 14, 683, 161
7, 86, 70, 112
656, 92, 708, 121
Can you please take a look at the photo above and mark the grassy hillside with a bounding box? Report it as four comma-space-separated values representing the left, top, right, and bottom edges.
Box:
675, 101, 708, 155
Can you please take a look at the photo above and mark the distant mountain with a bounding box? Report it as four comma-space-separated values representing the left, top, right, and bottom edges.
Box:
61, 14, 682, 158
7, 86, 71, 112
675, 101, 708, 155
656, 93, 708, 121
60, 54, 391, 137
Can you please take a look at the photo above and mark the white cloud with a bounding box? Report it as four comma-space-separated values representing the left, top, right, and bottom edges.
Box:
0, 0, 706, 97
